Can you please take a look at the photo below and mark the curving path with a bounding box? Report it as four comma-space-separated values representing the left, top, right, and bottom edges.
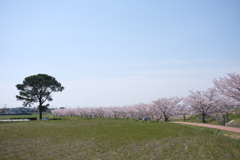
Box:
173, 122, 240, 133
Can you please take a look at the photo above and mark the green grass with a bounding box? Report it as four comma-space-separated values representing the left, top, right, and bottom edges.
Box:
0, 113, 52, 120
229, 113, 240, 120
0, 117, 240, 160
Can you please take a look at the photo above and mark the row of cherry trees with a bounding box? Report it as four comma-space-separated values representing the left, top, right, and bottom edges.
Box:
52, 73, 240, 124
52, 99, 185, 121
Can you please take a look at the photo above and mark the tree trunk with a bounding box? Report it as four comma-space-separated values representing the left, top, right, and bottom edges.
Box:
165, 117, 169, 122
183, 115, 186, 122
222, 112, 228, 126
164, 114, 168, 122
39, 105, 42, 120
202, 112, 205, 123
38, 98, 43, 120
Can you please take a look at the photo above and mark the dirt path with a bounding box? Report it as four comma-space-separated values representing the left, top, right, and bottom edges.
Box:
173, 122, 240, 133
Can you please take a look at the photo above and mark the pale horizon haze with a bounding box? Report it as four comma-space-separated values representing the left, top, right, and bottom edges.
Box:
1, 0, 240, 108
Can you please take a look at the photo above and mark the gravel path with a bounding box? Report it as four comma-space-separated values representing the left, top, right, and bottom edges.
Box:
173, 122, 240, 133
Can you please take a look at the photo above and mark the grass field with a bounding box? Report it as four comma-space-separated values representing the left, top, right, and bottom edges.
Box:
1, 116, 240, 160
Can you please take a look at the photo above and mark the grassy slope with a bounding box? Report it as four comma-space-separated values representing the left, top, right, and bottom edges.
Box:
182, 113, 240, 125
0, 118, 240, 160
229, 113, 240, 125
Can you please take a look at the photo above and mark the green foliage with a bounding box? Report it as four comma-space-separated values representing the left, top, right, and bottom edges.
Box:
16, 74, 64, 119
0, 118, 240, 159
16, 74, 64, 106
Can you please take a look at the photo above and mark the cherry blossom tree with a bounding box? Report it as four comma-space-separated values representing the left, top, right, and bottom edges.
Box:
184, 88, 218, 123
111, 107, 121, 118
145, 103, 155, 120
126, 106, 138, 119
214, 73, 240, 101
105, 107, 114, 118
176, 104, 191, 122
119, 106, 131, 119
215, 96, 239, 125
149, 103, 163, 121
152, 97, 182, 122
135, 103, 149, 120
95, 107, 105, 118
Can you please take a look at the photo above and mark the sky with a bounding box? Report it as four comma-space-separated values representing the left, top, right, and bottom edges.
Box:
0, 0, 240, 108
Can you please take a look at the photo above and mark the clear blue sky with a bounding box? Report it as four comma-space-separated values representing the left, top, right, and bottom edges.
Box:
1, 0, 240, 108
